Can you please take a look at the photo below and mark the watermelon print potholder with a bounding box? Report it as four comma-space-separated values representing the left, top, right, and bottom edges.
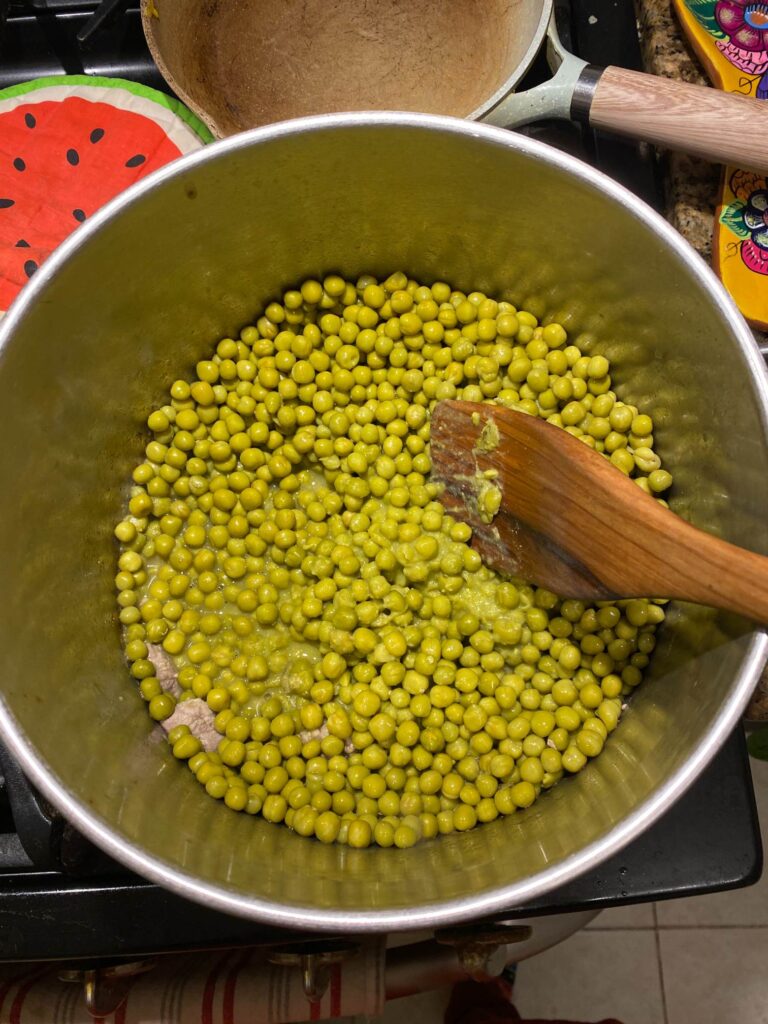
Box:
0, 75, 214, 314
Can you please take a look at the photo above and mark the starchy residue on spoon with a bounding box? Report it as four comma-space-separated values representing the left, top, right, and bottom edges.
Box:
471, 413, 502, 523
476, 474, 503, 524
477, 417, 500, 453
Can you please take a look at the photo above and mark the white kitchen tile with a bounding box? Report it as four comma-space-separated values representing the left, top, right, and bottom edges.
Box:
656, 756, 768, 927
660, 927, 768, 1024
514, 929, 664, 1024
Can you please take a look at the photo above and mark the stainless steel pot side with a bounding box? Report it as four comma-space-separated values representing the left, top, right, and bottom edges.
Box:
0, 114, 766, 932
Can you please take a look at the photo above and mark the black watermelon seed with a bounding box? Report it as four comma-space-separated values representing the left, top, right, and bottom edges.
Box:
15, 239, 30, 248
73, 208, 86, 222
13, 157, 25, 171
0, 198, 14, 208
24, 112, 36, 128
90, 128, 105, 144
23, 260, 38, 278
125, 154, 146, 168
66, 148, 80, 166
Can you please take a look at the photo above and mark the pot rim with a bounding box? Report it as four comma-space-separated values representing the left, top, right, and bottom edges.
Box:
1, 111, 767, 932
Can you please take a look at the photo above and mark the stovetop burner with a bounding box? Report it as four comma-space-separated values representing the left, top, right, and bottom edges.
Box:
0, 0, 762, 966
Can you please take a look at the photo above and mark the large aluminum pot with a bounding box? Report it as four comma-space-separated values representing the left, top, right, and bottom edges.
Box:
0, 113, 766, 932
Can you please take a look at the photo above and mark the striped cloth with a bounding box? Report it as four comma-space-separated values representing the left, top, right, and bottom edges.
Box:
0, 942, 386, 1024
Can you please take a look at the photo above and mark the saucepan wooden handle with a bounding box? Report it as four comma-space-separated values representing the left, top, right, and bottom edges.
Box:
573, 65, 768, 172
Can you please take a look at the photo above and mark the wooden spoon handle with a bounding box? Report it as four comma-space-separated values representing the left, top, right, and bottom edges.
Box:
538, 426, 768, 622
643, 513, 768, 625
583, 66, 768, 173
552, 440, 768, 621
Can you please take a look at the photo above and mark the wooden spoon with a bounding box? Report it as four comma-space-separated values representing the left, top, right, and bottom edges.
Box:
429, 400, 768, 623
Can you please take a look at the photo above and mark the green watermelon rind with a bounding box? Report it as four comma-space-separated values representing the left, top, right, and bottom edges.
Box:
0, 75, 215, 151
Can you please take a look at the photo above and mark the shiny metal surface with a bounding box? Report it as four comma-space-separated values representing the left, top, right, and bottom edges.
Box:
0, 113, 766, 932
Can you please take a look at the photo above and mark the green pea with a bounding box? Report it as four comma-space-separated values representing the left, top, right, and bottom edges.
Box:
645, 469, 670, 495
453, 804, 477, 831
148, 693, 175, 721
576, 729, 604, 758
510, 781, 536, 808
530, 711, 555, 737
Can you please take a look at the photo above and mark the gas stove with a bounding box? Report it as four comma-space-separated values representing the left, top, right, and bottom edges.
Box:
0, 0, 762, 972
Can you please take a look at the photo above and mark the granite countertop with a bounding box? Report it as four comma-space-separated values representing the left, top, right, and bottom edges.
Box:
636, 0, 722, 260
636, 0, 768, 721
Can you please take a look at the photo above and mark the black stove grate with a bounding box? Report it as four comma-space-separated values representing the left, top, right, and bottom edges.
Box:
0, 1, 165, 87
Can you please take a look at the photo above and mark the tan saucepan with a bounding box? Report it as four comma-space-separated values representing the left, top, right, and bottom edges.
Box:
142, 0, 768, 169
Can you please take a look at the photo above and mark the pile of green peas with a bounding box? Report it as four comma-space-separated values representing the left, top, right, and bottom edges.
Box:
115, 272, 670, 849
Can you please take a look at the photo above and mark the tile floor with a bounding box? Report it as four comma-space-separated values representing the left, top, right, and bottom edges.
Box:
372, 755, 768, 1024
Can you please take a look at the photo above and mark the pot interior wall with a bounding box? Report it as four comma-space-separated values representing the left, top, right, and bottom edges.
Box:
0, 119, 765, 924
